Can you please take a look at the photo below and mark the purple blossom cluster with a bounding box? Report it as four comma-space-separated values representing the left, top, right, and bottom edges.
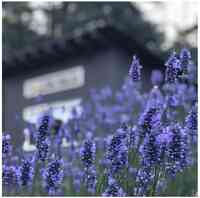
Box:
36, 113, 52, 161
42, 159, 64, 195
179, 48, 192, 75
19, 158, 35, 187
2, 48, 197, 196
102, 176, 126, 196
185, 105, 197, 142
129, 55, 143, 82
165, 51, 181, 83
166, 124, 189, 176
3, 165, 19, 187
80, 139, 97, 193
2, 134, 12, 158
106, 125, 128, 175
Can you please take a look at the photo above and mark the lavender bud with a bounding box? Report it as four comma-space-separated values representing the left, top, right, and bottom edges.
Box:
3, 165, 19, 187
2, 134, 12, 158
139, 106, 160, 136
134, 167, 153, 196
166, 124, 189, 176
165, 52, 181, 83
140, 131, 161, 168
129, 55, 142, 82
106, 126, 128, 175
102, 176, 126, 197
19, 158, 34, 187
179, 48, 191, 75
36, 114, 51, 161
80, 139, 97, 193
37, 139, 49, 162
80, 139, 96, 169
42, 159, 64, 195
84, 166, 97, 194
185, 106, 197, 131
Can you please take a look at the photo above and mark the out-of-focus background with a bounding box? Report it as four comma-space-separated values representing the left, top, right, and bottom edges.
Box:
2, 2, 198, 147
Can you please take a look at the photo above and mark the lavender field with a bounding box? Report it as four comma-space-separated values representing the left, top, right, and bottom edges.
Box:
3, 49, 197, 196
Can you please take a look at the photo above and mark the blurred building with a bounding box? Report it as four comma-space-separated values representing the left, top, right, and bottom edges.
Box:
3, 16, 164, 147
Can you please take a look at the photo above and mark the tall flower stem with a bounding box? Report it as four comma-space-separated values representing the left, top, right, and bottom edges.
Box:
150, 165, 160, 196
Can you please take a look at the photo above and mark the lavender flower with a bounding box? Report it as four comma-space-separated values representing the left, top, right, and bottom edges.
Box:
166, 124, 189, 177
80, 139, 97, 193
156, 127, 172, 165
37, 114, 51, 142
2, 134, 12, 158
185, 106, 197, 131
106, 126, 128, 175
37, 139, 49, 162
134, 167, 153, 196
3, 165, 19, 187
179, 48, 191, 75
129, 55, 142, 82
185, 106, 197, 143
42, 159, 64, 195
102, 176, 126, 197
140, 133, 160, 167
36, 114, 51, 161
139, 106, 161, 136
187, 62, 197, 83
84, 166, 97, 194
19, 158, 34, 187
165, 52, 181, 83
80, 139, 96, 169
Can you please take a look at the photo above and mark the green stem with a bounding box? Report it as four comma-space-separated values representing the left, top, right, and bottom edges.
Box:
126, 165, 129, 193
151, 166, 160, 196
96, 172, 106, 195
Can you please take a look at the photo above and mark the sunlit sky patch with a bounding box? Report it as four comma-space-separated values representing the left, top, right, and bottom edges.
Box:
27, 2, 198, 49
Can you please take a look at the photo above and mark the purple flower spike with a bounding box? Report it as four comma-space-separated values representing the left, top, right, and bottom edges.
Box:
140, 133, 160, 167
166, 124, 189, 177
102, 176, 126, 197
134, 167, 153, 196
42, 159, 64, 195
80, 139, 96, 169
129, 55, 143, 82
37, 139, 50, 162
185, 105, 197, 142
165, 52, 181, 83
179, 48, 191, 74
36, 113, 52, 161
185, 106, 197, 131
2, 134, 12, 158
106, 126, 128, 175
3, 165, 19, 187
19, 157, 35, 187
84, 166, 97, 194
139, 106, 161, 136
80, 139, 97, 193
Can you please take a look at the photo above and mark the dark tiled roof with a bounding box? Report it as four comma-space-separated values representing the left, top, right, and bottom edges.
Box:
3, 18, 163, 77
